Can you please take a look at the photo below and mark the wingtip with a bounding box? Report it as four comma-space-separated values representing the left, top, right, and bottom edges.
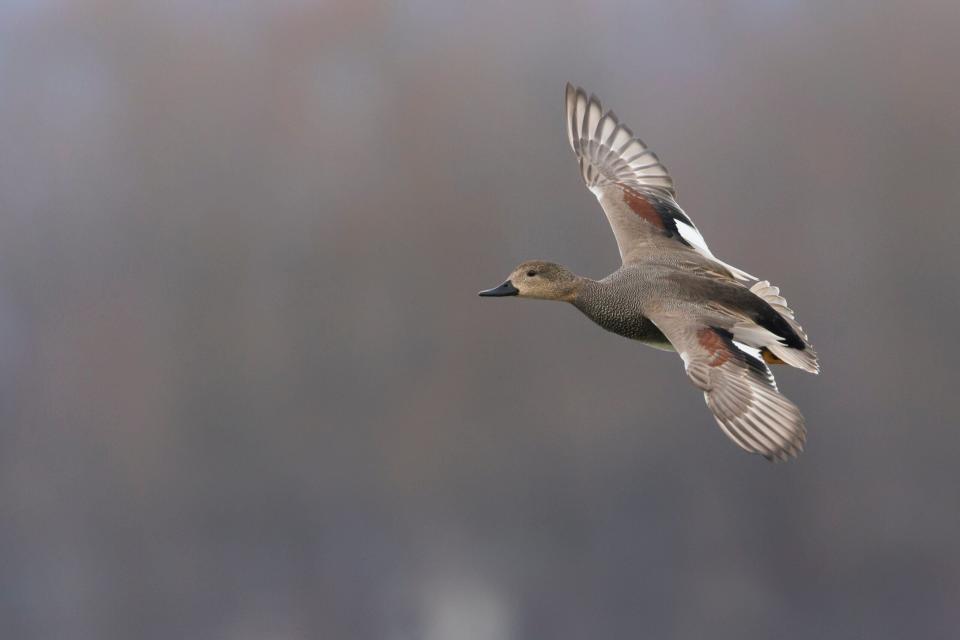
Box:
763, 441, 804, 463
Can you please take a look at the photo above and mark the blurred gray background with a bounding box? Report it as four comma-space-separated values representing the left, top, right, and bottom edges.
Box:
2, 1, 959, 638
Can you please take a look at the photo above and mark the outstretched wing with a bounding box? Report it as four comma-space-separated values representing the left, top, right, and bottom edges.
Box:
649, 314, 807, 461
565, 84, 753, 280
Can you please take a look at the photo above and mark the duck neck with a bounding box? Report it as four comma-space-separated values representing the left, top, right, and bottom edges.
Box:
570, 276, 601, 308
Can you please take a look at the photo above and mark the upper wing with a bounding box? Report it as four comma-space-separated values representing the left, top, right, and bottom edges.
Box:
565, 84, 753, 280
648, 314, 807, 461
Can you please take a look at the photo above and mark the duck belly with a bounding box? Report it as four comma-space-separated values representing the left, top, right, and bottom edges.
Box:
632, 320, 675, 351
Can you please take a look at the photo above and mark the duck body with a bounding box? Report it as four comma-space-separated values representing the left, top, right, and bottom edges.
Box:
572, 260, 806, 354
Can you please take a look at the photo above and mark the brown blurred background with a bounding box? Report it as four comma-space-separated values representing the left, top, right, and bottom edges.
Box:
2, 1, 959, 638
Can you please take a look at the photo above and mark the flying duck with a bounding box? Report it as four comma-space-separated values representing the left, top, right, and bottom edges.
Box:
480, 84, 819, 461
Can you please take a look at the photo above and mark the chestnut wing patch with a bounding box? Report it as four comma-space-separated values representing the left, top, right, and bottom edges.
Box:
620, 185, 706, 251
697, 327, 770, 378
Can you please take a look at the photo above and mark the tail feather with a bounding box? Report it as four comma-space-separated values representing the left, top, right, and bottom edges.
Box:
765, 340, 820, 374
744, 280, 820, 374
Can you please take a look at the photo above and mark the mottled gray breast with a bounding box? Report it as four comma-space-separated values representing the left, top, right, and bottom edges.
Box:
572, 270, 673, 349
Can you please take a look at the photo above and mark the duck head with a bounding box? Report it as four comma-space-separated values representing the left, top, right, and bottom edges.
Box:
479, 260, 581, 302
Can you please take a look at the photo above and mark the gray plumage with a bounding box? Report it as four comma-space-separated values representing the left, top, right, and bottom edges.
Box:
480, 85, 819, 462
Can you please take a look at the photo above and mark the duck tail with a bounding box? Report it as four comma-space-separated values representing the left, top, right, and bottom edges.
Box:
746, 280, 820, 374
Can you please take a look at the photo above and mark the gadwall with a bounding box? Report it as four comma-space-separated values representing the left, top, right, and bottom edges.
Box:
480, 84, 819, 461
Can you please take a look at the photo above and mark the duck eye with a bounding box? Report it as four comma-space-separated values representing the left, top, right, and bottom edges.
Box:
526, 270, 537, 277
